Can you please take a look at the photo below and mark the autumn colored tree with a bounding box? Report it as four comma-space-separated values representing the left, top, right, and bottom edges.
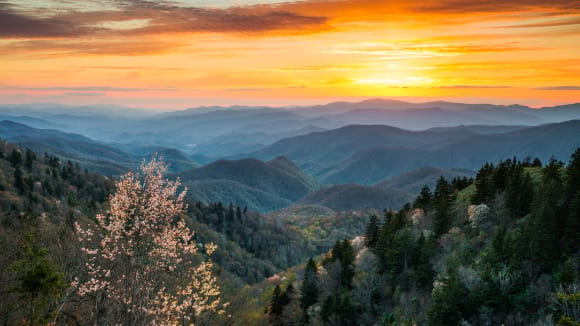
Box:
73, 157, 224, 325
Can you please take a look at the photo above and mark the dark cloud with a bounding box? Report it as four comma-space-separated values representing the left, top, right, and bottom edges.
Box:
0, 3, 97, 38
414, 0, 580, 13
0, 1, 329, 39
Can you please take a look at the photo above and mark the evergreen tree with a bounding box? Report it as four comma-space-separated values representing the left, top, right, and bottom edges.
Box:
528, 159, 566, 270
11, 235, 65, 326
9, 149, 22, 167
413, 233, 434, 290
473, 163, 495, 204
269, 284, 294, 324
269, 285, 284, 318
565, 190, 580, 254
24, 149, 36, 170
414, 185, 432, 210
451, 177, 472, 191
505, 165, 534, 218
321, 292, 356, 326
364, 215, 380, 249
433, 176, 452, 236
427, 268, 469, 326
14, 166, 26, 193
300, 258, 319, 317
326, 240, 355, 289
566, 148, 580, 201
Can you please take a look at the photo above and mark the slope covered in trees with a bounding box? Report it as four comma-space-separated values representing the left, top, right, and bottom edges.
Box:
256, 150, 580, 325
0, 140, 370, 324
177, 157, 319, 212
250, 120, 580, 184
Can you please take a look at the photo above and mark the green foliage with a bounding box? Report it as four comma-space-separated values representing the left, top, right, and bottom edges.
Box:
10, 234, 65, 325
321, 291, 357, 325
433, 176, 453, 236
272, 149, 580, 326
505, 165, 534, 218
364, 214, 380, 248
300, 258, 319, 312
427, 267, 469, 326
324, 240, 355, 289
414, 185, 432, 210
413, 234, 435, 290
473, 162, 496, 204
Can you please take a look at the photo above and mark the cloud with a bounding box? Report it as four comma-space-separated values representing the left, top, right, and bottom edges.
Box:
436, 85, 514, 89
63, 92, 106, 97
413, 0, 580, 13
0, 3, 98, 38
501, 17, 580, 28
0, 1, 329, 40
534, 86, 580, 90
1, 86, 179, 92
0, 39, 185, 56
331, 41, 531, 60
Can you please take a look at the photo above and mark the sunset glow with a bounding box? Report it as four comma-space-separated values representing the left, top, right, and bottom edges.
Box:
1, 0, 579, 108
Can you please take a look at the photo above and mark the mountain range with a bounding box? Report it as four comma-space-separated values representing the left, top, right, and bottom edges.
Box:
2, 99, 580, 159
250, 120, 580, 184
1, 99, 580, 212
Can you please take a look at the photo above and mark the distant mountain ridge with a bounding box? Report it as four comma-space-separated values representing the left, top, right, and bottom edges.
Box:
2, 99, 580, 158
296, 166, 472, 212
0, 120, 199, 174
250, 120, 580, 184
0, 120, 136, 174
176, 156, 319, 212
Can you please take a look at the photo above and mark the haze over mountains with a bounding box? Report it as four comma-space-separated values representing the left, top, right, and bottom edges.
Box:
1, 98, 580, 212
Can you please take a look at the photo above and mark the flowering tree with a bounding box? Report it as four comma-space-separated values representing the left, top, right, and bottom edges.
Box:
73, 157, 224, 325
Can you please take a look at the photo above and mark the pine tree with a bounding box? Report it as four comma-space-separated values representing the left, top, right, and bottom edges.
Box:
413, 185, 433, 210
565, 190, 580, 254
473, 163, 495, 204
528, 159, 566, 270
14, 166, 26, 193
433, 176, 452, 236
24, 149, 36, 170
11, 235, 65, 326
364, 215, 380, 249
9, 149, 22, 167
321, 292, 356, 325
427, 267, 468, 326
300, 258, 319, 317
326, 240, 355, 289
269, 285, 284, 317
566, 148, 580, 201
505, 165, 534, 218
413, 233, 434, 290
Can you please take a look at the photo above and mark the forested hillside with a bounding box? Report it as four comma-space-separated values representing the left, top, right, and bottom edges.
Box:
256, 150, 580, 325
0, 140, 368, 324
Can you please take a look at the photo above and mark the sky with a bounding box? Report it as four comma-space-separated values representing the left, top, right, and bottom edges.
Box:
1, 0, 579, 108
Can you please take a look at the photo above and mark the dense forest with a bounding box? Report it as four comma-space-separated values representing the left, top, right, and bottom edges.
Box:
0, 137, 578, 325
0, 140, 369, 325
261, 152, 580, 325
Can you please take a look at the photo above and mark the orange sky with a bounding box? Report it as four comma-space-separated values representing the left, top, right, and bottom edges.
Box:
1, 0, 579, 108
